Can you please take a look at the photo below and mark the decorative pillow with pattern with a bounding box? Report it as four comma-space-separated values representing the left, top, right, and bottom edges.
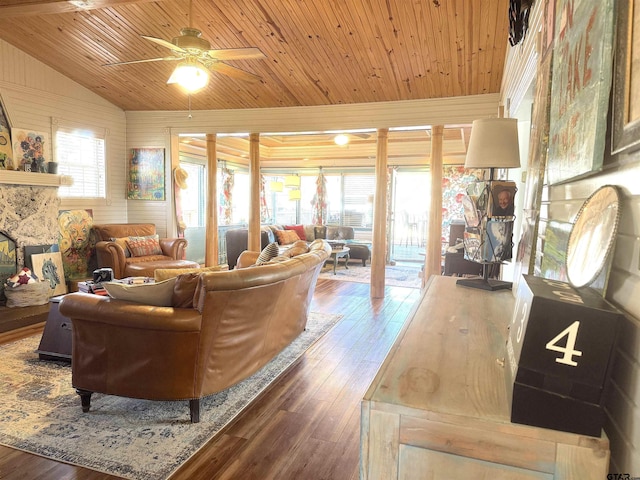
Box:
125, 237, 163, 257
275, 229, 300, 245
255, 242, 281, 265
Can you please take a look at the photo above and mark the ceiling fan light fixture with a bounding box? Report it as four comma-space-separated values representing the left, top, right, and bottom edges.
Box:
167, 62, 209, 93
334, 134, 349, 146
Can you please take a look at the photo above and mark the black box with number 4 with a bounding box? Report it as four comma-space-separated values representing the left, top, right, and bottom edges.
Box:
505, 275, 623, 437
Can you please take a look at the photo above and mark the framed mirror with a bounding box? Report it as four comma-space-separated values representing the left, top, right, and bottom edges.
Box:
566, 185, 620, 289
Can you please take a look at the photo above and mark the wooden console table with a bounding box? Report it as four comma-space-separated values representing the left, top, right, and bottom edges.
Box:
361, 276, 609, 479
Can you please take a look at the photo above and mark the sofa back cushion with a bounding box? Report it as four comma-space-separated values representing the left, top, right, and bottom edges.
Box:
94, 223, 157, 242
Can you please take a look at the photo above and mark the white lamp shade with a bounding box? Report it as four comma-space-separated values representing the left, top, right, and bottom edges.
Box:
284, 175, 300, 187
465, 118, 521, 169
288, 189, 301, 200
167, 62, 209, 93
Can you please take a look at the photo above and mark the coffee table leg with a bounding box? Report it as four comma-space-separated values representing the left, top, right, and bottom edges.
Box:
344, 253, 350, 269
333, 255, 338, 274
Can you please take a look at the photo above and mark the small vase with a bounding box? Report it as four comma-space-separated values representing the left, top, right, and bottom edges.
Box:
47, 162, 58, 174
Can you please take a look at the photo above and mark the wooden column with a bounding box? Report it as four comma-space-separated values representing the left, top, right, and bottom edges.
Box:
371, 128, 389, 299
248, 133, 261, 252
423, 125, 443, 285
205, 133, 219, 266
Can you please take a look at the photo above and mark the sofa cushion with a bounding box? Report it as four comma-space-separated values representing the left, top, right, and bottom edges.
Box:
282, 240, 310, 258
275, 229, 300, 245
314, 225, 327, 239
102, 277, 177, 306
126, 236, 163, 257
172, 273, 200, 308
285, 224, 307, 241
154, 265, 225, 282
256, 242, 280, 265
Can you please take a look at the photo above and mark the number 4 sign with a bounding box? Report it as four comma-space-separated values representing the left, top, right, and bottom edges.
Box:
505, 275, 623, 436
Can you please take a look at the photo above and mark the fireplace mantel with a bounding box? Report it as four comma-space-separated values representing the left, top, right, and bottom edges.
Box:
0, 170, 72, 187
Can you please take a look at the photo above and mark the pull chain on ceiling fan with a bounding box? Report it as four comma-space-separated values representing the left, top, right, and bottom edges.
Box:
103, 0, 266, 93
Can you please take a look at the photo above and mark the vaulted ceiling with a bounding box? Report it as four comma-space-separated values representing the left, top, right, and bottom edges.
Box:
0, 0, 510, 112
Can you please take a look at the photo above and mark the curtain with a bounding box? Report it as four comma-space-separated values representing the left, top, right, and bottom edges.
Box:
260, 174, 270, 223
312, 170, 327, 225
220, 166, 234, 225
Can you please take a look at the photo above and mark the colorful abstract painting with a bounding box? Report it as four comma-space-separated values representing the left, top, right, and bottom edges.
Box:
58, 209, 96, 280
442, 166, 484, 243
11, 128, 49, 172
127, 148, 165, 200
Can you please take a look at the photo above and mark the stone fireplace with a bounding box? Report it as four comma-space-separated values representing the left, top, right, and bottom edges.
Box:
0, 172, 64, 269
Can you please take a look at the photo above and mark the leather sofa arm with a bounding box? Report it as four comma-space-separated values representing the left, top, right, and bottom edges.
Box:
236, 251, 259, 269
59, 293, 202, 331
95, 240, 126, 279
160, 238, 188, 260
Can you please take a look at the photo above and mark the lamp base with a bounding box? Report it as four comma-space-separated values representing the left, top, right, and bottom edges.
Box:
456, 277, 512, 291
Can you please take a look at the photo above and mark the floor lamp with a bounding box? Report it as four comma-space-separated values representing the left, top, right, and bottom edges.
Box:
456, 117, 521, 291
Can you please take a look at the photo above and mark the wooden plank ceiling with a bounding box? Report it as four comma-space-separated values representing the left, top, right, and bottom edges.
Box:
0, 0, 510, 112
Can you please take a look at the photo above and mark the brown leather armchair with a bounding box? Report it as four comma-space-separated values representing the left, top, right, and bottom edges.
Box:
93, 223, 199, 278
59, 239, 331, 422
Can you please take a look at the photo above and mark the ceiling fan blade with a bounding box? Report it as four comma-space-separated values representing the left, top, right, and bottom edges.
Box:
209, 62, 262, 83
141, 35, 186, 54
207, 47, 266, 61
104, 57, 179, 66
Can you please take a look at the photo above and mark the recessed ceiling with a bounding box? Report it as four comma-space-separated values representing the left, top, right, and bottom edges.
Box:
0, 0, 510, 111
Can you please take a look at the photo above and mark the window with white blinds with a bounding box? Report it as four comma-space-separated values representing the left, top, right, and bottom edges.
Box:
56, 129, 106, 198
342, 174, 375, 227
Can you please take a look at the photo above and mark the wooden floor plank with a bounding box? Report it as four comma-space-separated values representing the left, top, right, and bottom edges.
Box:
0, 279, 421, 480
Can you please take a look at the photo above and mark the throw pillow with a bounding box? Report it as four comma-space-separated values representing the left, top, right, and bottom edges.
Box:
126, 237, 163, 257
102, 277, 177, 306
275, 229, 300, 245
256, 242, 280, 265
285, 224, 307, 242
172, 273, 200, 308
314, 226, 326, 239
282, 240, 310, 258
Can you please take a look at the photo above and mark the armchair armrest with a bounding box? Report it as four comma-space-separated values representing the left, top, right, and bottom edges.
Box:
95, 240, 127, 279
160, 237, 188, 260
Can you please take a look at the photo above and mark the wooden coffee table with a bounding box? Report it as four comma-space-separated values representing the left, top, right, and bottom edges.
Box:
329, 247, 350, 274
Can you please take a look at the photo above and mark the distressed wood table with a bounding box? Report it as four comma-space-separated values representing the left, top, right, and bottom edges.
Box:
361, 275, 609, 480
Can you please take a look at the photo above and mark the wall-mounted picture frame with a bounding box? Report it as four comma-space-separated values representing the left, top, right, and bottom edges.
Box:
11, 128, 50, 172
127, 148, 166, 201
0, 92, 13, 170
612, 0, 640, 155
547, 0, 615, 184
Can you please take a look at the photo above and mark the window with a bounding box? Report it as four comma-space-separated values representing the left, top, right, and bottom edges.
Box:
342, 174, 375, 228
56, 128, 106, 198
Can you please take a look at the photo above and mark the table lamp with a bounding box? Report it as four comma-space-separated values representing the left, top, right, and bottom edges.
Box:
456, 117, 521, 291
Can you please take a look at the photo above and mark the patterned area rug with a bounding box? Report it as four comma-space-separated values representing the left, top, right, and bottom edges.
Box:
0, 311, 343, 480
319, 263, 423, 288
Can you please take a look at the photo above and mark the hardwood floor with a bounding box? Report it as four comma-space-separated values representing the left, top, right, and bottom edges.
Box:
0, 279, 421, 480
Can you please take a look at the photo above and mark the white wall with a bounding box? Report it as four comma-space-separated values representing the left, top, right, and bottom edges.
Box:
0, 39, 127, 225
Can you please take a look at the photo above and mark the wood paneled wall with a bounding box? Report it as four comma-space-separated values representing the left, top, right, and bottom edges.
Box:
501, 1, 640, 474
0, 39, 128, 227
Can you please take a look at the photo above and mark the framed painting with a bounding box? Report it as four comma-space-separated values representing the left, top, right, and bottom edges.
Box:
127, 148, 166, 200
612, 0, 640, 154
540, 220, 572, 282
11, 128, 50, 172
0, 233, 17, 302
547, 0, 615, 184
31, 251, 68, 297
24, 244, 59, 271
0, 92, 13, 170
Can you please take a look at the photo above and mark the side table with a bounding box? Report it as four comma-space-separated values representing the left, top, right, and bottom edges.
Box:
36, 295, 72, 361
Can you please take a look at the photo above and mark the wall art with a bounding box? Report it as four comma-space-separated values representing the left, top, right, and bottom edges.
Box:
127, 148, 165, 200
31, 251, 67, 297
547, 0, 615, 184
11, 128, 49, 172
0, 92, 13, 170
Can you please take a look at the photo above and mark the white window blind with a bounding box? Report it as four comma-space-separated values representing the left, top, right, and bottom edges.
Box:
342, 174, 375, 227
56, 130, 106, 198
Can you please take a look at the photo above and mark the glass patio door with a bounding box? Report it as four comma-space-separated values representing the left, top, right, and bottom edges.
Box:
390, 169, 430, 263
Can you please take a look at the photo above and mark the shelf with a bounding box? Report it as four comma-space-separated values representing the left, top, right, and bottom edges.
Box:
0, 170, 72, 187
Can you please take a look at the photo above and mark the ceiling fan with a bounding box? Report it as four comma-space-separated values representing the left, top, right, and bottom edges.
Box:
104, 2, 265, 90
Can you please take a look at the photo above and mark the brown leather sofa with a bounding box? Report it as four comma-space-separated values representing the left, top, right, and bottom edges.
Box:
58, 239, 331, 423
93, 223, 199, 278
